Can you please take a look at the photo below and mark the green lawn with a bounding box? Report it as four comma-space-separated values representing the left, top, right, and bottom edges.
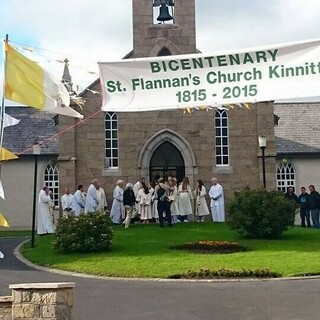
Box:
21, 223, 320, 278
0, 230, 31, 237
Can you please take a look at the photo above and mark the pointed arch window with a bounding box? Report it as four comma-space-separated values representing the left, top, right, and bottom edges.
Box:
105, 112, 118, 168
215, 110, 229, 166
277, 161, 296, 192
44, 159, 59, 207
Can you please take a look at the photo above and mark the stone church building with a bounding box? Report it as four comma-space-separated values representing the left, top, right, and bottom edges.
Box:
59, 0, 276, 205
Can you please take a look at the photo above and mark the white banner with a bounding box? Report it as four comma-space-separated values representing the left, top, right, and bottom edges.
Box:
99, 38, 320, 112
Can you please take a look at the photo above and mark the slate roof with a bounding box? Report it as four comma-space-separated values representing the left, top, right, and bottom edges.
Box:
3, 106, 58, 155
274, 103, 320, 155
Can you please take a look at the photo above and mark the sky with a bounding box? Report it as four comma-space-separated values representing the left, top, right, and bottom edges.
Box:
1, 0, 320, 101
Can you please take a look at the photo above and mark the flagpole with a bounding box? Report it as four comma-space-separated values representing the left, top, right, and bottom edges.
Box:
0, 34, 9, 151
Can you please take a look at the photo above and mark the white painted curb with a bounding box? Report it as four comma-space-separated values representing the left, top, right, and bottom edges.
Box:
14, 238, 320, 283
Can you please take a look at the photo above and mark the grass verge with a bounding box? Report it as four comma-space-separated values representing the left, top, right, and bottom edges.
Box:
21, 223, 320, 278
0, 230, 31, 237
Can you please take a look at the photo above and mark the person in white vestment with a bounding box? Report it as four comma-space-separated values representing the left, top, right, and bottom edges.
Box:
72, 184, 86, 216
194, 180, 210, 222
37, 186, 55, 235
178, 177, 193, 222
136, 182, 152, 223
110, 180, 124, 224
96, 186, 107, 212
133, 177, 145, 198
168, 176, 180, 223
84, 179, 107, 213
150, 181, 159, 222
149, 181, 157, 221
209, 177, 225, 222
61, 187, 74, 217
133, 177, 145, 217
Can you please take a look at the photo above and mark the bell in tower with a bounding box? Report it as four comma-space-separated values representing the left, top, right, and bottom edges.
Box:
153, 0, 174, 23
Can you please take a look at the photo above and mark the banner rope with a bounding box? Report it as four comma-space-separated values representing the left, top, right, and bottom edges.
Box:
14, 109, 102, 157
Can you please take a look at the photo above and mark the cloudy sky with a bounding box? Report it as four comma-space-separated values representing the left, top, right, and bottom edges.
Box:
1, 0, 320, 97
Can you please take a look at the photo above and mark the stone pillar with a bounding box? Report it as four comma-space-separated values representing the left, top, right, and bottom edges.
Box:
0, 296, 12, 320
10, 282, 75, 320
58, 108, 77, 194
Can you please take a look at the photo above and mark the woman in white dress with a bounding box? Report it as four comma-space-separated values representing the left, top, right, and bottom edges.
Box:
178, 177, 193, 222
169, 177, 180, 223
194, 179, 210, 222
136, 183, 152, 224
149, 181, 159, 223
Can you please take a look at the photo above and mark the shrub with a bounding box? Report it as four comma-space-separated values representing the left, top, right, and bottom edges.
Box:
53, 211, 113, 253
172, 240, 248, 254
168, 268, 281, 279
226, 188, 296, 239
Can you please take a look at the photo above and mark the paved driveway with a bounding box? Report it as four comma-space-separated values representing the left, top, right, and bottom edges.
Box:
0, 237, 319, 320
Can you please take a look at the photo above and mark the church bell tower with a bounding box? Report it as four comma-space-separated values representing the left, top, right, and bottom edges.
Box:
132, 0, 196, 58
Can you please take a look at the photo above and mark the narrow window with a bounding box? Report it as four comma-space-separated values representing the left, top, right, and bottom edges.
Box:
277, 161, 296, 192
105, 112, 118, 168
215, 110, 229, 166
44, 159, 59, 207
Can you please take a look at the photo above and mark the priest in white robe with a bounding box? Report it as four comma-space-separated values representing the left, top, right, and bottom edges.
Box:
37, 187, 55, 235
133, 177, 145, 198
61, 187, 74, 217
96, 186, 107, 212
209, 177, 225, 222
84, 179, 100, 213
110, 180, 124, 224
72, 184, 86, 216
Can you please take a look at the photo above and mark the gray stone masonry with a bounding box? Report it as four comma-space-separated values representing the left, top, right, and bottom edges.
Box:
1, 282, 75, 320
0, 296, 12, 320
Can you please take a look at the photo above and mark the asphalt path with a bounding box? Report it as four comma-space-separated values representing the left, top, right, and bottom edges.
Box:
0, 237, 319, 320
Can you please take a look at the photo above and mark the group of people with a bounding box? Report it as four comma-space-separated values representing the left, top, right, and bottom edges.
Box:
37, 179, 107, 235
36, 176, 225, 234
285, 185, 320, 228
109, 176, 225, 228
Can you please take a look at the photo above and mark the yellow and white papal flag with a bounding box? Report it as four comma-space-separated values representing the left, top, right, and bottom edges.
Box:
0, 211, 9, 228
0, 147, 18, 161
4, 42, 83, 119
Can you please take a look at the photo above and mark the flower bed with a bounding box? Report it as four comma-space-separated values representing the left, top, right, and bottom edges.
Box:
168, 268, 281, 279
171, 240, 249, 254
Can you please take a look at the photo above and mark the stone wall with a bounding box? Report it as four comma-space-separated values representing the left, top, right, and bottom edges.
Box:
0, 296, 12, 320
0, 282, 74, 320
59, 81, 276, 206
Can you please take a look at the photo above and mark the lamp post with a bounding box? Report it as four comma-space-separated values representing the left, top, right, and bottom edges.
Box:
258, 136, 267, 189
31, 143, 41, 248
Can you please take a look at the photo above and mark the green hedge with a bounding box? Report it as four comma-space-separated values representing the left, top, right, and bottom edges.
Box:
168, 268, 281, 279
226, 188, 296, 238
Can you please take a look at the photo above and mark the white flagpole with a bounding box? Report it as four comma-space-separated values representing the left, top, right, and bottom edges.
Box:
0, 34, 9, 151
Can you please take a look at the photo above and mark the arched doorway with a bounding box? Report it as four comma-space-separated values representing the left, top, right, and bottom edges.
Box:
150, 141, 185, 183
138, 129, 198, 185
